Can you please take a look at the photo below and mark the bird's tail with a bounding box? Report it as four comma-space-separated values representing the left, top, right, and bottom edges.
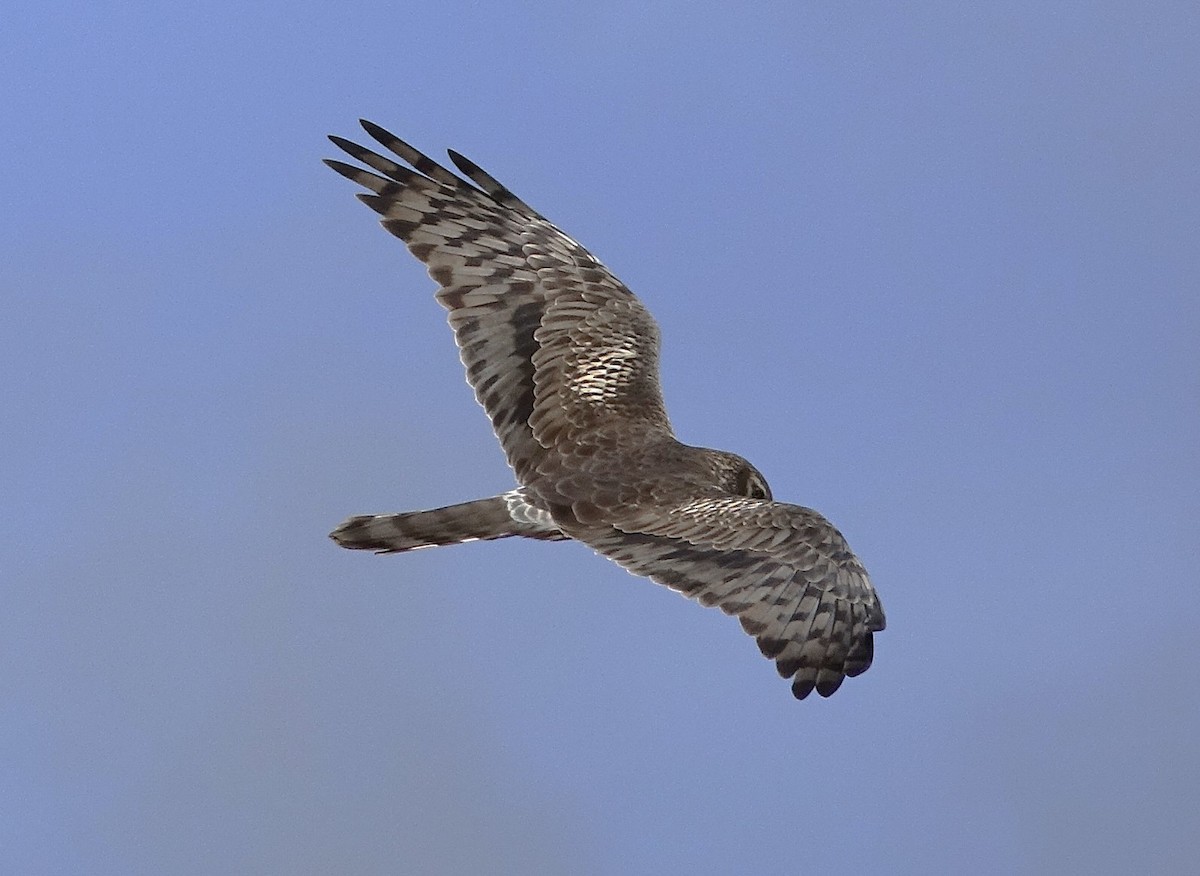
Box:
330, 489, 566, 553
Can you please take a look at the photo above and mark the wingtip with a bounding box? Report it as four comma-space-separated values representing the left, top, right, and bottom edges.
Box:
814, 673, 845, 698
359, 118, 391, 143
323, 158, 360, 180
790, 677, 816, 700
446, 148, 477, 176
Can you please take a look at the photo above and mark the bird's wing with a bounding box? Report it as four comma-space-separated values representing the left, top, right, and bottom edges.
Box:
577, 496, 885, 699
326, 121, 673, 485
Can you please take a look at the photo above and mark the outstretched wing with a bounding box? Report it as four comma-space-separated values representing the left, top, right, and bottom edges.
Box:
326, 121, 673, 485
578, 497, 885, 699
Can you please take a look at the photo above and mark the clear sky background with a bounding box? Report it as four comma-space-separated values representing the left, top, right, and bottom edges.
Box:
3, 2, 1197, 873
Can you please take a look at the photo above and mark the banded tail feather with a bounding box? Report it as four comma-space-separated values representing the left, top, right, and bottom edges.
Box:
330, 489, 565, 554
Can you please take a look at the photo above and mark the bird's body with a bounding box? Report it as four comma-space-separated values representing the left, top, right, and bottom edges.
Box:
327, 121, 884, 699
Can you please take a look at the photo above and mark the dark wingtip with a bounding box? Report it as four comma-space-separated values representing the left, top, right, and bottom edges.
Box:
328, 135, 383, 166
445, 148, 536, 214
815, 675, 845, 698
446, 148, 479, 178
359, 118, 391, 143
323, 158, 362, 180
791, 677, 816, 700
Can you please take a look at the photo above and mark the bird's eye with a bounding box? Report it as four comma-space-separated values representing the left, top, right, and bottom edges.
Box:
735, 466, 772, 500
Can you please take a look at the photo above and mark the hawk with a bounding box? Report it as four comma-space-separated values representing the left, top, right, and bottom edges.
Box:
326, 120, 885, 699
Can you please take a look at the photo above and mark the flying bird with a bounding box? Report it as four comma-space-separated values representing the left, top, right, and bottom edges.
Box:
326, 120, 884, 699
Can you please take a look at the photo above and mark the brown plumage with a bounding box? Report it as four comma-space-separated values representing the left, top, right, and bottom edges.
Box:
327, 120, 884, 699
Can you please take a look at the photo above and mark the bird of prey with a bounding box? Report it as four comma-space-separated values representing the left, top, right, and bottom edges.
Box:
326, 120, 884, 699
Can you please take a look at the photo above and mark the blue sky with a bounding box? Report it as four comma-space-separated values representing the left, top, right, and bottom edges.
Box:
3, 2, 1198, 873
